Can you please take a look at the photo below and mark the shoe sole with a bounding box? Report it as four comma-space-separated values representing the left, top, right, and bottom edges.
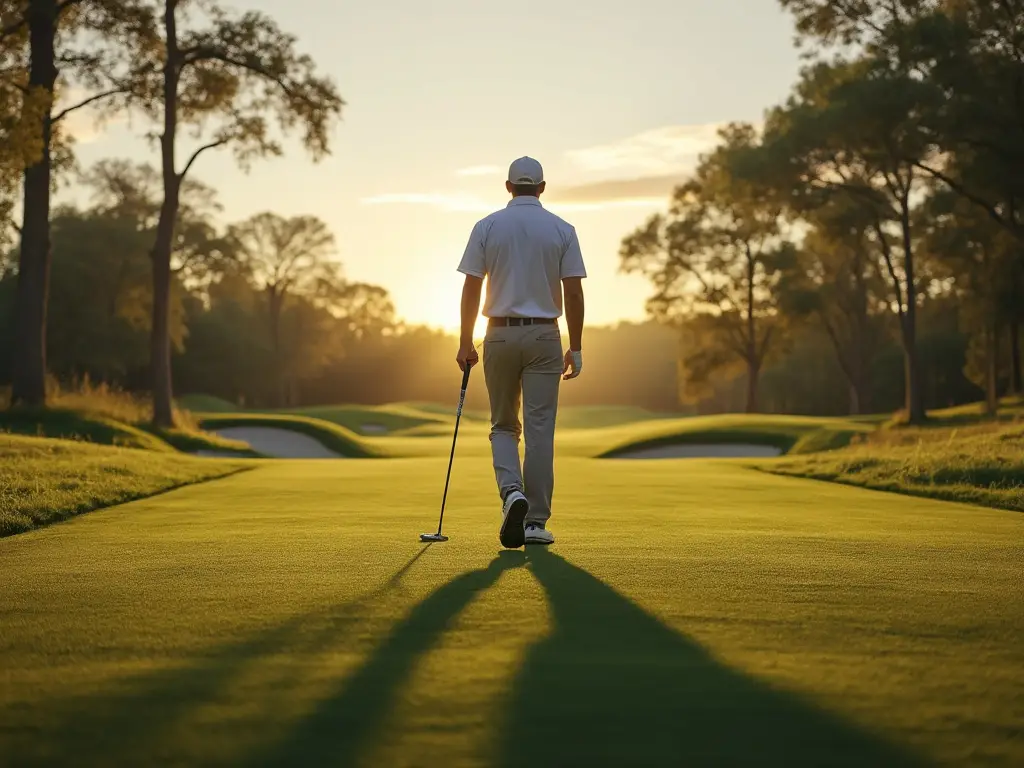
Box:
499, 498, 528, 549
525, 537, 554, 546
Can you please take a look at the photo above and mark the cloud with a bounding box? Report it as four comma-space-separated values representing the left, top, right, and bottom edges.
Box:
565, 123, 728, 176
545, 174, 685, 206
455, 165, 502, 177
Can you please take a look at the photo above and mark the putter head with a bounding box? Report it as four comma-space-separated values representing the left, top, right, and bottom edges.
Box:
420, 533, 449, 543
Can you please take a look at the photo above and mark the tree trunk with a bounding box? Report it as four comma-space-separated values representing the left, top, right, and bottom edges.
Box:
1010, 319, 1022, 396
10, 0, 58, 408
900, 196, 926, 424
744, 246, 758, 414
745, 359, 759, 414
150, 187, 179, 427
267, 286, 286, 408
847, 382, 861, 416
150, 0, 179, 428
984, 322, 999, 416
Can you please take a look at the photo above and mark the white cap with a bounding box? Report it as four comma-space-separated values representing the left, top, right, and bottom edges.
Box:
507, 156, 544, 185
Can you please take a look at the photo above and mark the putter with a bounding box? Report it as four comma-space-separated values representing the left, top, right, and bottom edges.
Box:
420, 361, 474, 543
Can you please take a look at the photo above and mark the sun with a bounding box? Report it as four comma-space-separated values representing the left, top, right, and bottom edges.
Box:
442, 313, 489, 341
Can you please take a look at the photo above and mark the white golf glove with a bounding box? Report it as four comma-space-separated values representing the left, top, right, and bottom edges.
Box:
564, 349, 583, 379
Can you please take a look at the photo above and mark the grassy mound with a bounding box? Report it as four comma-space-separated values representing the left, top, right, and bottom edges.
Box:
1, 382, 258, 457
555, 405, 678, 430
0, 407, 175, 452
768, 419, 1024, 512
0, 434, 247, 536
594, 414, 872, 459
283, 403, 446, 434
197, 414, 381, 458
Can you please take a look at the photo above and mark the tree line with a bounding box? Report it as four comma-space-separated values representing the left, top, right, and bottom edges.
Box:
1, 0, 1014, 421
0, 0, 342, 426
620, 0, 1024, 422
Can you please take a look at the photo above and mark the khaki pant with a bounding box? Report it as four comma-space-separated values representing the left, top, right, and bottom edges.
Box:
482, 322, 563, 526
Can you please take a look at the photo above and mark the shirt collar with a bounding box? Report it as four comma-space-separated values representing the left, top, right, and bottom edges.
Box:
507, 196, 543, 208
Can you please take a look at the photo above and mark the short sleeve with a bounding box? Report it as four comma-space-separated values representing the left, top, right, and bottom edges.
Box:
457, 220, 487, 278
560, 226, 587, 279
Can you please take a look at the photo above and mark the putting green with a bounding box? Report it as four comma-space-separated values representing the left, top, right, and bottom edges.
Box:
1, 455, 1021, 766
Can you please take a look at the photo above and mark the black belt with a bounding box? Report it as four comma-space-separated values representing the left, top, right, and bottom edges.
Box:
488, 317, 558, 327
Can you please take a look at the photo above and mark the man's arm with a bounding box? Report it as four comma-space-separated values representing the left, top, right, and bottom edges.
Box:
562, 277, 584, 379
562, 277, 584, 351
457, 275, 483, 370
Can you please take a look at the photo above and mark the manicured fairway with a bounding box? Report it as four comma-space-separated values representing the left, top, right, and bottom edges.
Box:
1, 454, 1021, 766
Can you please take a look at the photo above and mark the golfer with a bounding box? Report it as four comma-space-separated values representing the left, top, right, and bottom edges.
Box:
455, 156, 587, 549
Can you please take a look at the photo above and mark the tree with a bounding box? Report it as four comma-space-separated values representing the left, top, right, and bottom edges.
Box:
752, 58, 939, 422
919, 188, 1020, 412
780, 0, 1024, 244
0, 5, 40, 250
226, 211, 338, 406
620, 124, 794, 413
777, 199, 890, 414
83, 158, 231, 292
132, 0, 344, 426
4, 0, 155, 407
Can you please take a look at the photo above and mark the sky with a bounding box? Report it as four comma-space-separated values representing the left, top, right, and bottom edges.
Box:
67, 0, 804, 335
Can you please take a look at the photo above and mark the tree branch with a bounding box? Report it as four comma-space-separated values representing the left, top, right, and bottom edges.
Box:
915, 160, 1022, 236
52, 87, 129, 123
870, 217, 906, 319
179, 138, 229, 181
181, 47, 309, 107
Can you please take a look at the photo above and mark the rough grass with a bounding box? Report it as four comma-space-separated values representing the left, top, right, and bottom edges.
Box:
0, 434, 247, 536
0, 459, 1020, 765
768, 420, 1024, 512
0, 382, 257, 456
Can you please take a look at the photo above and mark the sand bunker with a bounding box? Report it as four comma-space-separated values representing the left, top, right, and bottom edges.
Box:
611, 443, 783, 459
203, 426, 344, 459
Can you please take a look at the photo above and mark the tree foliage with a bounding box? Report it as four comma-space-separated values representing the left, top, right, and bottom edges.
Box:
621, 124, 796, 413
132, 0, 345, 426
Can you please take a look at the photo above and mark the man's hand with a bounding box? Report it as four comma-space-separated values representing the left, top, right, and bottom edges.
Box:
563, 348, 582, 380
457, 342, 479, 372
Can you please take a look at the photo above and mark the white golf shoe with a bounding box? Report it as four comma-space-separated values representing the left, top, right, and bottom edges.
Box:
499, 490, 529, 549
524, 523, 554, 546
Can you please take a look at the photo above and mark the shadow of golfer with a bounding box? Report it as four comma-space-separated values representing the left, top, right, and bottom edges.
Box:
0, 547, 438, 766
256, 550, 527, 767
499, 548, 929, 768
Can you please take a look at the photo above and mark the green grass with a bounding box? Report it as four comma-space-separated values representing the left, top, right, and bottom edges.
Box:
554, 404, 679, 430
0, 434, 247, 536
1, 456, 1020, 765
768, 419, 1024, 512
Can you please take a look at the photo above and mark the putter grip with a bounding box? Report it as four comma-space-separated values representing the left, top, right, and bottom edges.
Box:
461, 361, 472, 391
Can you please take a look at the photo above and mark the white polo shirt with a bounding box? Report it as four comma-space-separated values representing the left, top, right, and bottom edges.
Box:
457, 196, 587, 319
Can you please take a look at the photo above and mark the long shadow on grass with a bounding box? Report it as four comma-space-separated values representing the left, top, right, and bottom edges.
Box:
0, 548, 433, 766
255, 550, 526, 767
498, 548, 929, 768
